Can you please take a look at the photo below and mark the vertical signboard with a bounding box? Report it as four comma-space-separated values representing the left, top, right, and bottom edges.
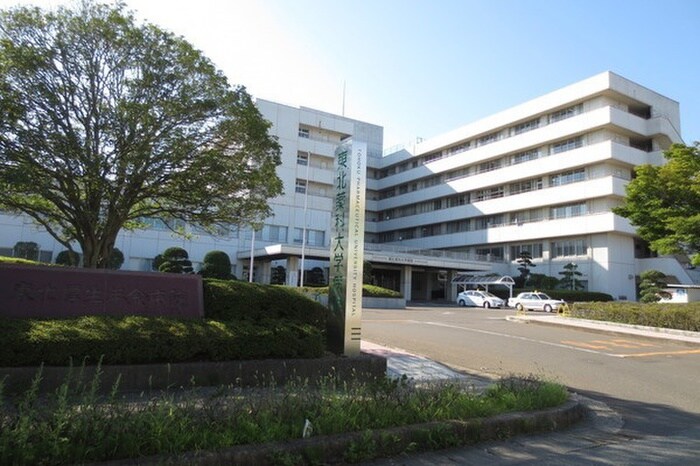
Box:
328, 140, 367, 356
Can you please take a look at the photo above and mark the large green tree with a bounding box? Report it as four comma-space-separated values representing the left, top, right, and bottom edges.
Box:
0, 1, 282, 268
613, 143, 700, 265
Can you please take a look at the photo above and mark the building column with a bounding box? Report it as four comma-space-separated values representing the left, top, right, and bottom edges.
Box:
286, 256, 299, 287
401, 266, 412, 302
260, 261, 272, 285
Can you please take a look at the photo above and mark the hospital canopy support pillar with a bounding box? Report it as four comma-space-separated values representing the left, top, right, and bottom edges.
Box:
328, 140, 367, 356
400, 266, 413, 302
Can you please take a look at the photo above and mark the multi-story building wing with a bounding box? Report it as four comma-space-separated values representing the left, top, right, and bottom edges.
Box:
371, 71, 687, 300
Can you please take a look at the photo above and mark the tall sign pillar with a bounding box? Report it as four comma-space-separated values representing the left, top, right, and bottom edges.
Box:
328, 140, 367, 356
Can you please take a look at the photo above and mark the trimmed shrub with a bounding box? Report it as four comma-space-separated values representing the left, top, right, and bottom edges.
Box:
200, 250, 234, 279
203, 280, 329, 330
107, 247, 124, 270
0, 316, 324, 367
55, 250, 81, 266
158, 247, 193, 274
566, 302, 700, 332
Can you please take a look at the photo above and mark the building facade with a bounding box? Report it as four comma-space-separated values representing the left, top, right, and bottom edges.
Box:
372, 71, 692, 300
0, 72, 696, 300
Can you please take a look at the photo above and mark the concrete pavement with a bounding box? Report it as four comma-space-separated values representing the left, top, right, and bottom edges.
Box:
360, 314, 700, 465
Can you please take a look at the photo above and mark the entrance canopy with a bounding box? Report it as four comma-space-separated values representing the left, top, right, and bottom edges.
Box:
451, 274, 515, 298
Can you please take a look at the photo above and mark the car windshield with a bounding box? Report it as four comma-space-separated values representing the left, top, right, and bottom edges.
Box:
534, 293, 552, 300
481, 292, 499, 298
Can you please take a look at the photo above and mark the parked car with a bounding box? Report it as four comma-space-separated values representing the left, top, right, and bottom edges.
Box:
456, 290, 505, 308
507, 292, 565, 312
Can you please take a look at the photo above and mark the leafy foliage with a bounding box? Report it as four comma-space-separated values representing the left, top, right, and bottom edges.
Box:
106, 247, 124, 270
0, 316, 324, 367
558, 262, 584, 290
638, 269, 669, 303
203, 279, 329, 329
515, 250, 536, 287
566, 301, 700, 332
12, 241, 39, 261
158, 247, 193, 274
614, 142, 700, 265
0, 1, 282, 268
55, 250, 81, 266
200, 250, 233, 279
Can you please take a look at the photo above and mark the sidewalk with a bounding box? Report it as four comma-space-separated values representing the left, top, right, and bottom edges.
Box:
506, 313, 700, 344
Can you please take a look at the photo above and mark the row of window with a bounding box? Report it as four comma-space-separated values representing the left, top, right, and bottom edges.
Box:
378, 136, 584, 201
471, 238, 588, 261
378, 103, 584, 179
377, 166, 587, 222
379, 201, 589, 241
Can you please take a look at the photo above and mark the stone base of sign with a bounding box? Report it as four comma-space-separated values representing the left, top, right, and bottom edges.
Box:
0, 264, 203, 319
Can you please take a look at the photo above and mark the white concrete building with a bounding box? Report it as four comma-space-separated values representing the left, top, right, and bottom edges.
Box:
0, 72, 696, 301
371, 71, 693, 300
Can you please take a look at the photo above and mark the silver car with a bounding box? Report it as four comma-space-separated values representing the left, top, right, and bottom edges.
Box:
507, 292, 565, 312
457, 290, 505, 308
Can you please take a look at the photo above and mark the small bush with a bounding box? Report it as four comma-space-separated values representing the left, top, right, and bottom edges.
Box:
566, 302, 700, 332
158, 247, 193, 274
203, 280, 329, 330
0, 316, 324, 367
55, 250, 81, 266
200, 250, 234, 279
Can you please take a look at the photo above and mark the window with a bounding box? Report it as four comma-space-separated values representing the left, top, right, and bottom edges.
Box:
446, 219, 470, 233
477, 131, 500, 146
510, 208, 544, 224
264, 225, 287, 242
298, 127, 310, 138
448, 193, 470, 207
293, 228, 324, 246
424, 151, 442, 163
510, 148, 540, 165
297, 152, 308, 165
295, 179, 307, 194
551, 136, 583, 154
551, 239, 588, 257
474, 215, 504, 230
476, 159, 501, 173
474, 186, 504, 202
550, 168, 585, 186
475, 246, 504, 260
509, 178, 543, 195
513, 118, 540, 135
447, 141, 470, 155
550, 202, 587, 219
510, 243, 543, 259
548, 104, 583, 123
446, 167, 470, 181
397, 229, 415, 240
421, 224, 441, 237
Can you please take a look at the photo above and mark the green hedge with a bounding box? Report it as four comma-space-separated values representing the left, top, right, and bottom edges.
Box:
0, 316, 324, 367
566, 302, 700, 332
294, 284, 403, 299
203, 279, 329, 329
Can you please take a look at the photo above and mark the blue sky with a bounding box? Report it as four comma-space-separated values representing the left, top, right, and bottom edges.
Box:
2, 0, 699, 149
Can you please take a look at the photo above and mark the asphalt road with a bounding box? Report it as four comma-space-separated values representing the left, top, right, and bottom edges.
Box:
362, 306, 700, 464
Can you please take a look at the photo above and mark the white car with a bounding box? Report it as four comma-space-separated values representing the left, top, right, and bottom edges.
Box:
507, 292, 565, 312
457, 290, 505, 308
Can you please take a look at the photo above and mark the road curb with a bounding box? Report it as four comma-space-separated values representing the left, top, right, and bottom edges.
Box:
91, 397, 585, 465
